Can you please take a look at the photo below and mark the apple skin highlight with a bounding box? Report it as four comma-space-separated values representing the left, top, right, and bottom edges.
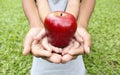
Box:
44, 11, 77, 48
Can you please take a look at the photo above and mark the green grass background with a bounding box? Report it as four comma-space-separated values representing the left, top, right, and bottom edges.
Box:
0, 0, 120, 75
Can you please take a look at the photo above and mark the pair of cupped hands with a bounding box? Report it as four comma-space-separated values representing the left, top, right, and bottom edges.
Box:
23, 26, 91, 64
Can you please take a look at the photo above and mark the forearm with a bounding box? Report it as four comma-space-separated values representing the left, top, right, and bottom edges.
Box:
22, 0, 43, 28
78, 0, 96, 29
36, 0, 51, 23
65, 0, 80, 19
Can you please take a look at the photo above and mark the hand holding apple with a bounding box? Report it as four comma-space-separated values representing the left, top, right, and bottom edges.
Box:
44, 11, 77, 48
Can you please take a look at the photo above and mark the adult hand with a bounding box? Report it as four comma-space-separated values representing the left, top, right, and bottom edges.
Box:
61, 27, 92, 63
26, 28, 61, 64
75, 27, 92, 54
23, 27, 62, 64
23, 27, 44, 55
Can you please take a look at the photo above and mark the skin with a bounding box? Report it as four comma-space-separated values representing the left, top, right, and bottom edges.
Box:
22, 0, 43, 55
22, 0, 96, 64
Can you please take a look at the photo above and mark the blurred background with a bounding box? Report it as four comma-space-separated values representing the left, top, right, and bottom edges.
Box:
0, 0, 120, 75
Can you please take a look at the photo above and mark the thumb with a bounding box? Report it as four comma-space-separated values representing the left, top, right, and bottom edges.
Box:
74, 32, 83, 43
83, 34, 92, 54
23, 34, 33, 55
34, 29, 46, 41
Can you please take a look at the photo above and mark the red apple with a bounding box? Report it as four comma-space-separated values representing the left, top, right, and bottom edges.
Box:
44, 11, 77, 48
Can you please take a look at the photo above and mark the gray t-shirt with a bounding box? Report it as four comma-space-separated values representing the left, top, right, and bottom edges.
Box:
31, 0, 86, 75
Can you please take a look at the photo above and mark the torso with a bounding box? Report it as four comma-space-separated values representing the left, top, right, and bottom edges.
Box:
31, 0, 86, 75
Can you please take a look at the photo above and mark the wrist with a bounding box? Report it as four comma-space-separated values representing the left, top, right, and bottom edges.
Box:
29, 22, 44, 29
29, 26, 43, 32
77, 23, 88, 30
77, 19, 89, 29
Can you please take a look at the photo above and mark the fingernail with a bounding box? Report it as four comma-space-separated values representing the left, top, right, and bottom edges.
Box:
85, 46, 90, 54
23, 48, 27, 55
23, 47, 29, 55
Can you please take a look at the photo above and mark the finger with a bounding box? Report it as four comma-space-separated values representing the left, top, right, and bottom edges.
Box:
83, 34, 91, 54
62, 39, 74, 55
31, 43, 52, 57
84, 44, 90, 54
68, 46, 84, 56
41, 37, 52, 52
32, 40, 38, 45
49, 44, 62, 53
34, 29, 46, 41
71, 40, 80, 49
62, 54, 78, 64
23, 34, 33, 55
62, 54, 73, 64
46, 53, 62, 64
74, 32, 83, 43
71, 56, 77, 60
77, 28, 91, 54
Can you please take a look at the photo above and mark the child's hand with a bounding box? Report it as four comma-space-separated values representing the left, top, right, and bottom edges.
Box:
61, 40, 83, 63
31, 40, 52, 58
31, 39, 62, 64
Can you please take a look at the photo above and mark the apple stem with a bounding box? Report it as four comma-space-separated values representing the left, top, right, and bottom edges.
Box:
60, 13, 62, 16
